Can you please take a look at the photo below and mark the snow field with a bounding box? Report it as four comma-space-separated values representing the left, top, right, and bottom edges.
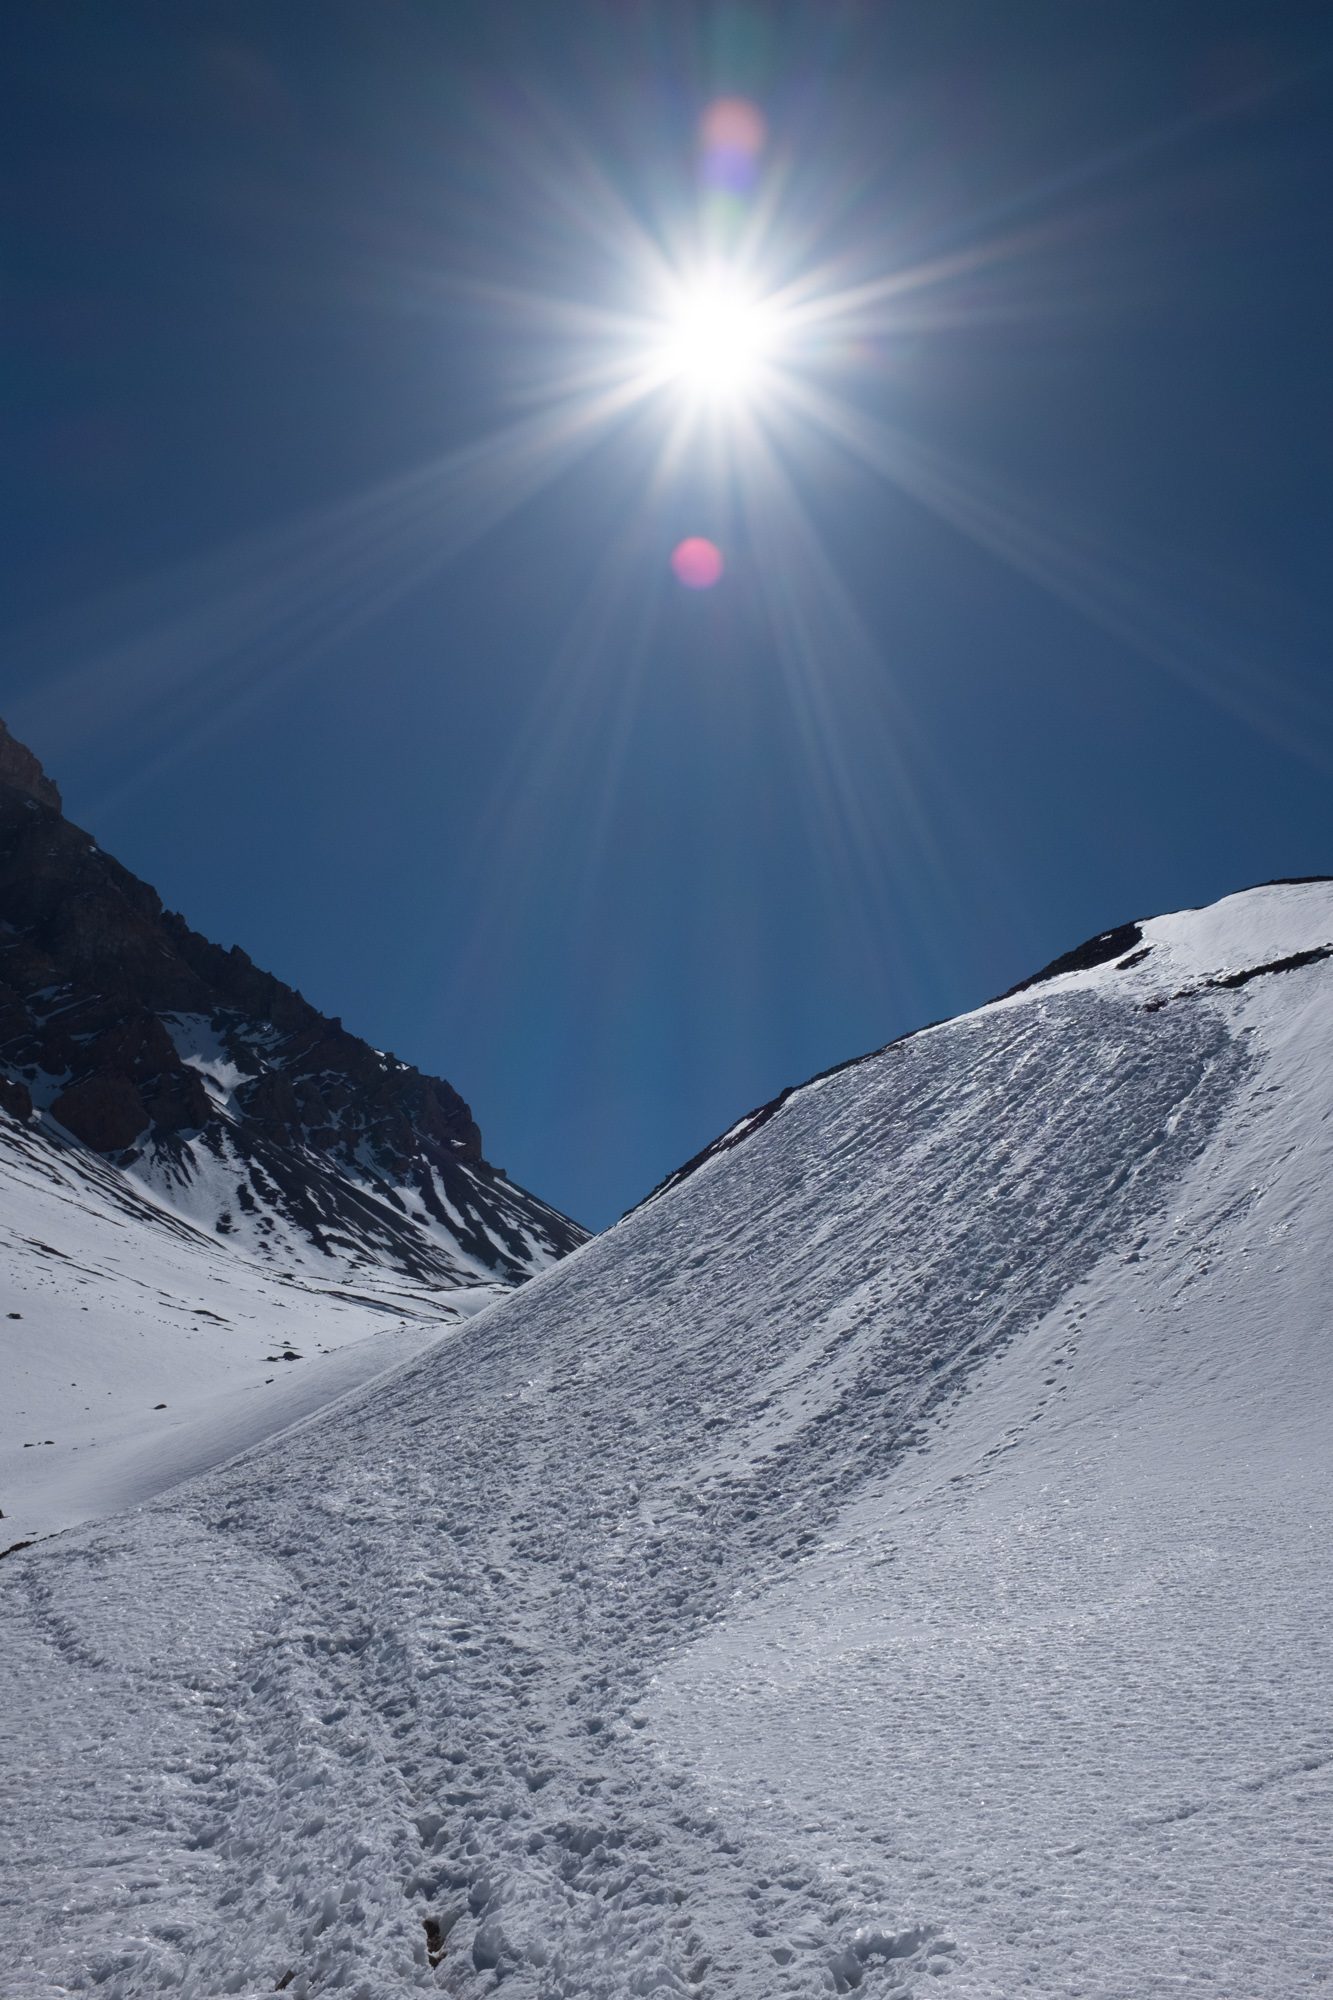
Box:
1, 883, 1330, 1998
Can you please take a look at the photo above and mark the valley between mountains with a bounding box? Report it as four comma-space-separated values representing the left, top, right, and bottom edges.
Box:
1, 723, 1329, 1999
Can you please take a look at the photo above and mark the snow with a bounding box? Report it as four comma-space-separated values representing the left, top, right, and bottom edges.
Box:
1141, 876, 1333, 984
161, 1011, 250, 1103
0, 1109, 484, 1543
2, 882, 1330, 1999
651, 963, 1333, 1998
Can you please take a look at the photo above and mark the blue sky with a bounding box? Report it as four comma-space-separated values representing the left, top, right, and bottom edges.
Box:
4, 2, 1332, 1228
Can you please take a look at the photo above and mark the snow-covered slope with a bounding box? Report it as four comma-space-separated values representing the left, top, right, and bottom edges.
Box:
0, 1102, 491, 1545
3, 881, 1331, 2000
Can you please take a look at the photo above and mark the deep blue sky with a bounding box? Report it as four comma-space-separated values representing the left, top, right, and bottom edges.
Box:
4, 2, 1332, 1228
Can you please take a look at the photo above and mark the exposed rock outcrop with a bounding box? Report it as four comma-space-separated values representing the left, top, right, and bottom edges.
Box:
0, 719, 61, 811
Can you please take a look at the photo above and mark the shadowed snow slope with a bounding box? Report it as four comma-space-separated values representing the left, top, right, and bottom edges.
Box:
3, 882, 1331, 1999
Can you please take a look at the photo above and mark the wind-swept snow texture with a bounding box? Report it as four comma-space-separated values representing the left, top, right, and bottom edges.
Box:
3, 882, 1331, 2000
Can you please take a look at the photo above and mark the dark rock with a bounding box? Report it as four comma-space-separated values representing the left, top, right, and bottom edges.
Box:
141, 1065, 212, 1133
0, 1075, 32, 1121
1209, 944, 1332, 990
0, 718, 61, 810
51, 1073, 149, 1152
1000, 923, 1144, 999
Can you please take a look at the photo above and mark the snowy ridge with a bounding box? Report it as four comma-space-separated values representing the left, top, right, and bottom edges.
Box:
0, 728, 587, 1301
0, 1099, 485, 1545
3, 977, 581, 1291
127, 1009, 582, 1290
640, 875, 1332, 1213
2, 881, 1331, 1999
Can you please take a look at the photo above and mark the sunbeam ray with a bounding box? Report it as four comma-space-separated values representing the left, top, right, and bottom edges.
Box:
771, 373, 1333, 774
7, 368, 675, 810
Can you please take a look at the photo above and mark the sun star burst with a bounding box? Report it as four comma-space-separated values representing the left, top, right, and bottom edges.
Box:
654, 273, 781, 404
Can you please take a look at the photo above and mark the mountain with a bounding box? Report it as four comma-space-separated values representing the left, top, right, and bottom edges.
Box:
0, 718, 585, 1290
3, 879, 1331, 2000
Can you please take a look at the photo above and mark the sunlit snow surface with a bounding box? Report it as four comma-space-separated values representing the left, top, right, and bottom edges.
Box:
2, 883, 1331, 1998
0, 1114, 490, 1543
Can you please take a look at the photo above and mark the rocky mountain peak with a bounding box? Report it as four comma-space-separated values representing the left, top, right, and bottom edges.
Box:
0, 718, 62, 812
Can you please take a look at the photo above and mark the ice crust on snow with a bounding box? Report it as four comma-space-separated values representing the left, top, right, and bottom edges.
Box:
1, 882, 1331, 1998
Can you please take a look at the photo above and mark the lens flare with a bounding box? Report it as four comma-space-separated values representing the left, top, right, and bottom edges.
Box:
698, 96, 767, 193
671, 537, 724, 589
700, 97, 766, 156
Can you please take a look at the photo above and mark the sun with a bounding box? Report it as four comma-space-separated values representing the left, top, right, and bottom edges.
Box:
654, 272, 781, 403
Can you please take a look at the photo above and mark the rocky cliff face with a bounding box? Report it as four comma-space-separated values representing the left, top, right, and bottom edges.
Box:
0, 717, 61, 811
0, 724, 585, 1286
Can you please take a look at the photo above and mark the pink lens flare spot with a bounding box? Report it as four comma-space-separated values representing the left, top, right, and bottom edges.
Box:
698, 96, 767, 192
699, 97, 766, 158
671, 537, 725, 590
